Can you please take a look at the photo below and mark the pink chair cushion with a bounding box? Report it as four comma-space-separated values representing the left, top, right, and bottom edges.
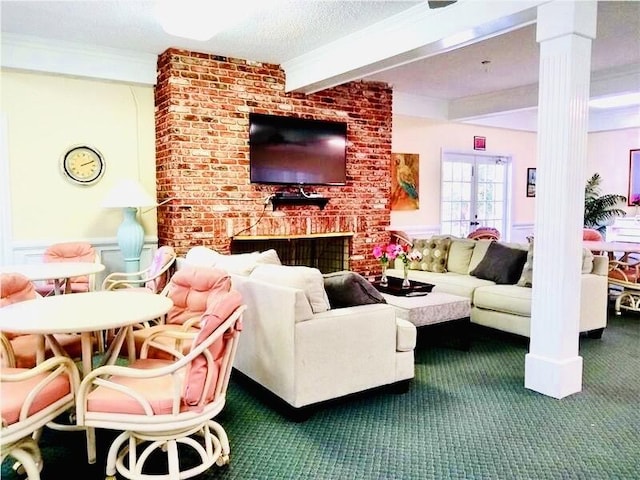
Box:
165, 267, 231, 326
1, 366, 72, 425
583, 228, 603, 241
183, 289, 243, 406
42, 241, 96, 287
0, 273, 36, 306
1, 273, 37, 340
85, 358, 183, 415
9, 334, 86, 369
1, 272, 86, 367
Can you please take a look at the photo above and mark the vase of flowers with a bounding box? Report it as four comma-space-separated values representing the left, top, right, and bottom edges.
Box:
372, 243, 407, 287
403, 249, 423, 288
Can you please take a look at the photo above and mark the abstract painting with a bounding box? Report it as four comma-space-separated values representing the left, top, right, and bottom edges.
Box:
391, 153, 419, 210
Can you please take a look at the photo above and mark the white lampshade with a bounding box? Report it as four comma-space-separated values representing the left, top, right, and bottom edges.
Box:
102, 179, 157, 208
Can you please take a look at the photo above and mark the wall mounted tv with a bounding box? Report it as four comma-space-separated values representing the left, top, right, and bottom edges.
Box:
249, 113, 347, 186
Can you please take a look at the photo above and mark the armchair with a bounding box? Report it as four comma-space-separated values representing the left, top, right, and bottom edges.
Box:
126, 266, 232, 361
0, 273, 88, 368
467, 227, 501, 241
101, 245, 176, 293
231, 265, 417, 418
75, 291, 245, 480
608, 258, 640, 315
1, 351, 80, 479
35, 242, 98, 296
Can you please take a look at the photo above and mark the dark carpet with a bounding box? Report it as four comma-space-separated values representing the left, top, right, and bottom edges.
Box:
3, 308, 638, 479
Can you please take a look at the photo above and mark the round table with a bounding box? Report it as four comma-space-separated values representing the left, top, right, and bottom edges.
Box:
0, 262, 106, 294
0, 290, 173, 464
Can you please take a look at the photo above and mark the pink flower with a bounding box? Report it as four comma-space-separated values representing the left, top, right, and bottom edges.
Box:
373, 243, 409, 264
408, 249, 422, 262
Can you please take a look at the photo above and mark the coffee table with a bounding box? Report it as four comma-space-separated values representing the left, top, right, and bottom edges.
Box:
373, 278, 471, 350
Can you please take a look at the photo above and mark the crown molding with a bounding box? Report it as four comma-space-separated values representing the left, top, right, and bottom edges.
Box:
1, 33, 157, 85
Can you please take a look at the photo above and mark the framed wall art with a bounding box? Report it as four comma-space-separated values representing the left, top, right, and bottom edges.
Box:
628, 149, 640, 205
526, 168, 536, 197
391, 152, 419, 210
473, 136, 486, 151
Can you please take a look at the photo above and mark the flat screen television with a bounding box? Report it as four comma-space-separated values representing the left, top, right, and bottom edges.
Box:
249, 113, 347, 186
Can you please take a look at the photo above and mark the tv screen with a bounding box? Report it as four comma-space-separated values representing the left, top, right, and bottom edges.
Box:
249, 113, 347, 186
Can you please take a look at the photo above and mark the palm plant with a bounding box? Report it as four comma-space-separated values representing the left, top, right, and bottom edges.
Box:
584, 173, 626, 233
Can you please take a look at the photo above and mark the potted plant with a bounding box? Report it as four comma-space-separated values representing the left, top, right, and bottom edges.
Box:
584, 173, 627, 234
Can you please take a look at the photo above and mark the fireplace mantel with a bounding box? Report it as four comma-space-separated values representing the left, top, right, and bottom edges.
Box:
232, 232, 354, 241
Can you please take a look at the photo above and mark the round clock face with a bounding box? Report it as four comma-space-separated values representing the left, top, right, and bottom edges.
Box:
60, 145, 105, 186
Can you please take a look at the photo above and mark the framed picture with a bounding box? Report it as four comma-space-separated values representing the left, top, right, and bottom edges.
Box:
391, 152, 419, 210
526, 168, 536, 197
473, 136, 486, 151
628, 149, 640, 205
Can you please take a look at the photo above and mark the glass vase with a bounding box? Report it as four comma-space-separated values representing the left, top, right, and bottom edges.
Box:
380, 261, 389, 287
402, 263, 410, 289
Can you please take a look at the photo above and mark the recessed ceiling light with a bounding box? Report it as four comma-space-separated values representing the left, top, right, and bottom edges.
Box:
589, 92, 640, 109
155, 1, 268, 41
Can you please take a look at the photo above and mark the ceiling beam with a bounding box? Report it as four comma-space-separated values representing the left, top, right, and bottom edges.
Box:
282, 0, 548, 94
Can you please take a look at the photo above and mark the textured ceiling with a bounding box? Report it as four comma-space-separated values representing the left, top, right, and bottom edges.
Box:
1, 0, 639, 128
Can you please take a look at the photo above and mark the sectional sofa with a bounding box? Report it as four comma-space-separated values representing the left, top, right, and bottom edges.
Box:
386, 237, 609, 339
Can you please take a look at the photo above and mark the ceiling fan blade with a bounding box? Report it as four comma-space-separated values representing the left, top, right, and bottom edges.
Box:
428, 1, 457, 8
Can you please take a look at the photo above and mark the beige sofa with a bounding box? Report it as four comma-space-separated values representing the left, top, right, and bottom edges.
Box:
178, 247, 417, 416
386, 237, 608, 339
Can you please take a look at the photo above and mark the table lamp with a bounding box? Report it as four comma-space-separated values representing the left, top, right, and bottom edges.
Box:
101, 179, 157, 273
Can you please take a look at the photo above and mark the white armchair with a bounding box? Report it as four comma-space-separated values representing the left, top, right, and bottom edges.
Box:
230, 266, 416, 419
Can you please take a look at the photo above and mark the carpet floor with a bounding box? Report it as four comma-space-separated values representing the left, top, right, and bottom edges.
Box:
3, 308, 638, 479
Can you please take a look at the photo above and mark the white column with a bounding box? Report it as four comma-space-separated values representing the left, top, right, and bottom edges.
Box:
524, 1, 597, 399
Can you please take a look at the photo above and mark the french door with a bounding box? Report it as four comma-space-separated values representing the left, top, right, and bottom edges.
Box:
440, 152, 511, 239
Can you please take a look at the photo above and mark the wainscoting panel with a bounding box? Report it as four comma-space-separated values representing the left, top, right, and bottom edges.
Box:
510, 223, 534, 244
6, 236, 158, 289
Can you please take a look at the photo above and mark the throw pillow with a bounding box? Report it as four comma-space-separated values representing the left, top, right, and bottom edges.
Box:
414, 237, 451, 273
517, 241, 594, 288
322, 271, 386, 309
256, 249, 282, 266
517, 240, 534, 287
250, 264, 330, 313
582, 248, 594, 273
470, 241, 528, 285
447, 238, 477, 274
185, 246, 219, 267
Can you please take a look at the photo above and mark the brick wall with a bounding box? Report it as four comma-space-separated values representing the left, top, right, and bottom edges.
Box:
155, 48, 392, 276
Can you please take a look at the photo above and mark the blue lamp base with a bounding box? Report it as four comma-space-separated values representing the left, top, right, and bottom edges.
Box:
117, 207, 144, 273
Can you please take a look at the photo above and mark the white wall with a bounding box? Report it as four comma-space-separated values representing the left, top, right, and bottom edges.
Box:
1, 70, 157, 275
392, 114, 639, 234
1, 70, 156, 240
391, 116, 537, 229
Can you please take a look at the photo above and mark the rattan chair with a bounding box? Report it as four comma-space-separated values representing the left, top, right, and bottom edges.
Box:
1, 346, 80, 479
467, 227, 500, 241
101, 246, 176, 293
35, 242, 99, 296
125, 266, 232, 361
75, 290, 246, 480
0, 273, 88, 368
608, 258, 640, 315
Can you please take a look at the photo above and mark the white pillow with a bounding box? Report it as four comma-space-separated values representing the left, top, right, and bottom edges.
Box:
256, 249, 282, 266
250, 264, 330, 313
185, 246, 220, 267
214, 252, 260, 276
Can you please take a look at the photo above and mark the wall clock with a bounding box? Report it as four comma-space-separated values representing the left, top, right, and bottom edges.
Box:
60, 145, 105, 186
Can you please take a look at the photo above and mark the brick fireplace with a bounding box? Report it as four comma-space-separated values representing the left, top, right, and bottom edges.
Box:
155, 48, 393, 277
